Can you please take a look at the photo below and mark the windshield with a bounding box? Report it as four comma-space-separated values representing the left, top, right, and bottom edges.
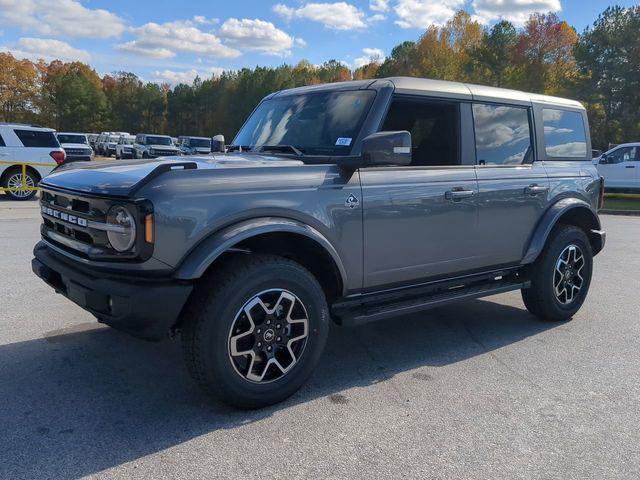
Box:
146, 136, 173, 146
233, 90, 375, 156
108, 135, 120, 142
57, 134, 87, 144
120, 137, 135, 145
189, 138, 210, 148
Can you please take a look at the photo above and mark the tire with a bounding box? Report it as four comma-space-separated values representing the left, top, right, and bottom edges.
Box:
522, 225, 593, 321
2, 167, 38, 201
181, 254, 330, 409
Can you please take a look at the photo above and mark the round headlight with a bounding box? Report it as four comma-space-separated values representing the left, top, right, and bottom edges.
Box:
107, 205, 136, 252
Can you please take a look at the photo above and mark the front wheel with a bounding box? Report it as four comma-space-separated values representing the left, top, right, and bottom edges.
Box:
522, 225, 593, 321
181, 255, 329, 409
2, 168, 38, 200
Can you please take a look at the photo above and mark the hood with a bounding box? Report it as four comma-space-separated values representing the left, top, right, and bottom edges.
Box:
41, 153, 304, 197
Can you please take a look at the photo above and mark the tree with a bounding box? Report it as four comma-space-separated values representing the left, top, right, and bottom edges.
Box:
466, 21, 518, 87
0, 52, 39, 122
575, 5, 640, 148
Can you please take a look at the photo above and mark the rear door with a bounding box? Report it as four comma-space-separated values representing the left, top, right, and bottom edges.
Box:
360, 96, 482, 291
472, 102, 550, 267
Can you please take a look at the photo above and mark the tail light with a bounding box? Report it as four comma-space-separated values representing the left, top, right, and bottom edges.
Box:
598, 176, 605, 210
50, 151, 66, 165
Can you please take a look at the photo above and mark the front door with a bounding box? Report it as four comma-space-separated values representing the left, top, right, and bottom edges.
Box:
360, 96, 482, 292
597, 146, 639, 189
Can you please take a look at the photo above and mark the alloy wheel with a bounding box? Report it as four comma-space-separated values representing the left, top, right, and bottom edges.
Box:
228, 289, 309, 384
6, 173, 35, 198
553, 244, 585, 305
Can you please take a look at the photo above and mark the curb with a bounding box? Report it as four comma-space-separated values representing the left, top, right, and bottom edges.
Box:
599, 209, 640, 216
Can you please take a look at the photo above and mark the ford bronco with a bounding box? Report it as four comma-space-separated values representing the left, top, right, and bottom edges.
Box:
32, 77, 606, 408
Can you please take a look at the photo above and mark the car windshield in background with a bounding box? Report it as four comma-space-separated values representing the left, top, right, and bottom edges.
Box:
108, 135, 121, 142
233, 90, 376, 156
190, 138, 210, 148
121, 137, 135, 145
57, 134, 87, 144
147, 136, 173, 146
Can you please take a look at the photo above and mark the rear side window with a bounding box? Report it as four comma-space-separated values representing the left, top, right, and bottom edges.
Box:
14, 129, 59, 148
472, 104, 532, 165
0, 133, 5, 147
543, 109, 587, 159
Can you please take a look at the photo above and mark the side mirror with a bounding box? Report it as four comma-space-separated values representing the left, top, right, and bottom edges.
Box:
599, 154, 608, 164
361, 131, 411, 167
211, 134, 225, 153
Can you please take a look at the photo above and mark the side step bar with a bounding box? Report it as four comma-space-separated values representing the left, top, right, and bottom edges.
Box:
333, 279, 529, 327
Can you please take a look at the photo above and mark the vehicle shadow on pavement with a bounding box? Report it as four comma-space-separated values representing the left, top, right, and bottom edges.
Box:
0, 298, 562, 479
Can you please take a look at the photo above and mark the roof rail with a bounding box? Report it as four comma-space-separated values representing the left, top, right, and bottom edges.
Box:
0, 122, 45, 128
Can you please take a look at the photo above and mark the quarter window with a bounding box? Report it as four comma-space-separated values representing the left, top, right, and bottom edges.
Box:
0, 133, 5, 147
472, 104, 532, 165
543, 109, 587, 159
14, 129, 59, 148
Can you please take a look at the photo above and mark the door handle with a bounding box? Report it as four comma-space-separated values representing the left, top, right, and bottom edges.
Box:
625, 165, 636, 168
524, 184, 549, 195
0, 153, 9, 157
445, 189, 475, 201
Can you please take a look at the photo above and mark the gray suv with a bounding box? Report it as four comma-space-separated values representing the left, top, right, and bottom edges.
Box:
32, 77, 605, 408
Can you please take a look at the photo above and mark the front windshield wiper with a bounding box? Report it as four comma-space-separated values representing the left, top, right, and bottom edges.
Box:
257, 145, 304, 157
227, 144, 252, 152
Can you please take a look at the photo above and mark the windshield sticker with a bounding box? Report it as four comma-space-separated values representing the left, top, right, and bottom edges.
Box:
336, 137, 352, 146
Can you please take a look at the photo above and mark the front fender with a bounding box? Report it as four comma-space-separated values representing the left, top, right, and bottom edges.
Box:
522, 198, 603, 264
174, 216, 348, 288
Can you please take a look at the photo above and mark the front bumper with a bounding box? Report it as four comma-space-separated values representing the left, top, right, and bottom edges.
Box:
32, 242, 193, 341
65, 155, 92, 163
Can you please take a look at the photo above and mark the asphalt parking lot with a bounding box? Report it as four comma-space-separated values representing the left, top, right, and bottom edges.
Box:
1, 197, 639, 479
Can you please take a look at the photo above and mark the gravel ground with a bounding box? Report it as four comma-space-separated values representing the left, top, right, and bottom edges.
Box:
0, 197, 638, 479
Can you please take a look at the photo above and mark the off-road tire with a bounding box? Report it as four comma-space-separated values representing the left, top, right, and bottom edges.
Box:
522, 225, 593, 321
181, 254, 330, 409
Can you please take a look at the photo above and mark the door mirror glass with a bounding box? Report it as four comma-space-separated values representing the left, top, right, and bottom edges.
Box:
361, 131, 411, 167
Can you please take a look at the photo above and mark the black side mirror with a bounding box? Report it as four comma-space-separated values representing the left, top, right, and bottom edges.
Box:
361, 131, 411, 167
599, 154, 608, 164
211, 134, 225, 153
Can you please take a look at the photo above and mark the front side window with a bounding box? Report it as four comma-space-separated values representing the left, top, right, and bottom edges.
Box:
606, 146, 638, 164
473, 104, 532, 166
381, 97, 460, 166
543, 109, 587, 159
233, 90, 376, 156
14, 129, 59, 148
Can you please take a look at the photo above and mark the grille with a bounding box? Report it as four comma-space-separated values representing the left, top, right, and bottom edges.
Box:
64, 148, 92, 156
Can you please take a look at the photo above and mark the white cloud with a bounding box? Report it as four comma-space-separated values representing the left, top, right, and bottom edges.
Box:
472, 0, 561, 25
354, 47, 385, 68
1, 37, 91, 62
218, 18, 294, 56
116, 20, 241, 59
394, 0, 465, 28
151, 67, 225, 86
295, 38, 307, 47
370, 0, 390, 12
0, 0, 125, 39
273, 2, 368, 30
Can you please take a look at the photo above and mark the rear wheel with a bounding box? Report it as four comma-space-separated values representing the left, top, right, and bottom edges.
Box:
2, 168, 38, 201
181, 255, 329, 409
522, 225, 593, 321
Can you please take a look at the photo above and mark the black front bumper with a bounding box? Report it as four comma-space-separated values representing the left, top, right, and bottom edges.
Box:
32, 242, 193, 341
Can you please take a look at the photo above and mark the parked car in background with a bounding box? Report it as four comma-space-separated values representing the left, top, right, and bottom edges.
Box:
172, 137, 179, 146
133, 133, 180, 158
56, 132, 93, 163
115, 135, 136, 159
595, 143, 640, 190
179, 136, 212, 155
96, 132, 129, 156
87, 133, 99, 150
31, 78, 605, 407
0, 123, 65, 200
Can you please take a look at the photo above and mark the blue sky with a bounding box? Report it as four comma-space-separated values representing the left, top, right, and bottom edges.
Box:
0, 0, 631, 85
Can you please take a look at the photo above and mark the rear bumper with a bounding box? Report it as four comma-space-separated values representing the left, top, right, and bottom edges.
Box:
32, 242, 193, 341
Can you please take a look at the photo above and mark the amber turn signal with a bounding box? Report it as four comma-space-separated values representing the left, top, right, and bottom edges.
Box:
145, 214, 154, 243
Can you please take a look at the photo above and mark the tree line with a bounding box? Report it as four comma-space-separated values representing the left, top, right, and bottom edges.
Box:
0, 5, 637, 150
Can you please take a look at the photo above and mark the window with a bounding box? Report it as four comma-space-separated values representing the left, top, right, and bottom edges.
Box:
543, 109, 587, 159
57, 134, 87, 144
14, 129, 59, 148
473, 104, 532, 166
606, 146, 638, 164
0, 134, 5, 147
381, 98, 460, 166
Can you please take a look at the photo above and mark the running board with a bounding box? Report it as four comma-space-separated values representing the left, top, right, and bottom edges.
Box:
333, 279, 529, 327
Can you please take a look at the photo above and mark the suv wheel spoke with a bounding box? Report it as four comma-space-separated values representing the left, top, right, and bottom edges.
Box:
553, 244, 585, 305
